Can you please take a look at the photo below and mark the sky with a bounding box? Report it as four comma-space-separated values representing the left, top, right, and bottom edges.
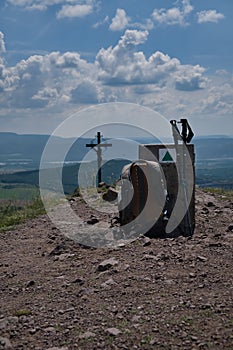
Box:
0, 0, 232, 136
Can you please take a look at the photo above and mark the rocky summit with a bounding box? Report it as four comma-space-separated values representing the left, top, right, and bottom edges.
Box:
0, 188, 233, 350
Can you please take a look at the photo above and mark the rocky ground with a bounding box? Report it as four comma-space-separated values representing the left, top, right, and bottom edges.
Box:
0, 188, 233, 350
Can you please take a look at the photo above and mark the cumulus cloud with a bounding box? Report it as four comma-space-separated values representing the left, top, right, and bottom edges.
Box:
152, 0, 193, 26
0, 27, 224, 132
57, 4, 93, 19
32, 87, 59, 102
197, 10, 225, 24
71, 79, 102, 104
0, 51, 96, 109
0, 28, 208, 114
195, 76, 233, 116
6, 0, 96, 15
109, 9, 130, 31
174, 65, 207, 91
96, 30, 181, 85
0, 32, 6, 53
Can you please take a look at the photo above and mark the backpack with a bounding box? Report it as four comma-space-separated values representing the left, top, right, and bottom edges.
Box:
118, 160, 167, 236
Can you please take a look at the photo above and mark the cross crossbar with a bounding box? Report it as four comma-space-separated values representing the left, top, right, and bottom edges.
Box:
86, 132, 112, 185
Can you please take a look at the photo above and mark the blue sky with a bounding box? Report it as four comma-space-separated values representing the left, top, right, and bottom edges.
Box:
0, 0, 232, 135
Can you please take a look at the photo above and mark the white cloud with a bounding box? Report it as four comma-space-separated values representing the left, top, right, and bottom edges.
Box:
57, 4, 93, 19
1, 28, 232, 136
132, 19, 154, 31
109, 9, 130, 31
174, 65, 207, 91
93, 16, 109, 29
71, 79, 102, 104
25, 4, 47, 11
0, 51, 97, 109
6, 0, 59, 9
152, 0, 193, 26
32, 87, 59, 101
6, 0, 96, 15
96, 30, 182, 85
152, 8, 184, 26
182, 0, 194, 15
0, 32, 6, 53
119, 29, 148, 47
197, 10, 225, 24
195, 74, 233, 116
6, 0, 32, 5
0, 29, 208, 114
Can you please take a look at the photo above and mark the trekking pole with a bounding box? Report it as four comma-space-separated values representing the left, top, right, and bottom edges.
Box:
170, 119, 194, 236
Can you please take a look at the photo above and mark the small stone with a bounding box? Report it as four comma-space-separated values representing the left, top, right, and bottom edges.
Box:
48, 243, 66, 256
101, 278, 117, 288
110, 216, 120, 227
102, 187, 118, 202
0, 319, 8, 331
131, 315, 141, 322
105, 327, 121, 336
142, 237, 151, 247
71, 277, 84, 285
227, 224, 233, 232
44, 326, 56, 333
86, 215, 99, 225
58, 253, 75, 261
206, 201, 215, 207
142, 254, 158, 261
213, 232, 222, 238
97, 257, 119, 272
79, 331, 96, 339
201, 207, 209, 214
201, 303, 211, 310
197, 255, 207, 262
190, 335, 198, 341
0, 316, 18, 331
0, 337, 12, 349
26, 280, 35, 287
189, 272, 196, 278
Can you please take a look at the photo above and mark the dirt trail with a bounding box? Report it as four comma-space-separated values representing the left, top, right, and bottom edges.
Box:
0, 188, 233, 350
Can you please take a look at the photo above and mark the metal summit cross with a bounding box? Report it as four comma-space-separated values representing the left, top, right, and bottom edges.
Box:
86, 132, 112, 185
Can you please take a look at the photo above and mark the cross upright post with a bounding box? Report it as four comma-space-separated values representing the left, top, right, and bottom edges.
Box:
86, 132, 112, 186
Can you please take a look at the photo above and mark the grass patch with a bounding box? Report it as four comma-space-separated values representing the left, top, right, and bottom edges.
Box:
0, 183, 39, 201
202, 187, 233, 200
0, 196, 45, 231
15, 309, 32, 317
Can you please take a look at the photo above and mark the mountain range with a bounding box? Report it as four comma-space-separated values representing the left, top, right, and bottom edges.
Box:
0, 132, 232, 191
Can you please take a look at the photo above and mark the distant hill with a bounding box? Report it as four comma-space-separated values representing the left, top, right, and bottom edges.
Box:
0, 133, 232, 190
193, 136, 233, 159
0, 132, 232, 164
0, 132, 92, 171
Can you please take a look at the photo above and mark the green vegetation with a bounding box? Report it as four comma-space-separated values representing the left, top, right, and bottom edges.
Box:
196, 159, 233, 190
0, 183, 39, 201
15, 309, 32, 317
0, 195, 45, 231
202, 187, 233, 200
